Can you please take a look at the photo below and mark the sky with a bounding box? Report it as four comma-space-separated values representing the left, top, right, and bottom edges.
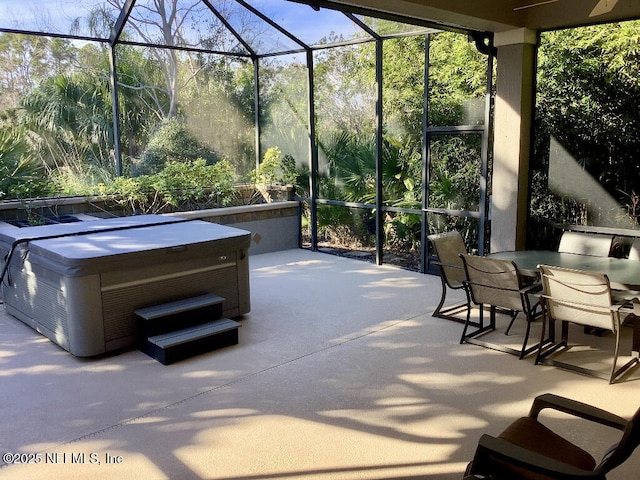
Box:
0, 0, 110, 34
0, 0, 430, 55
253, 0, 361, 44
0, 0, 362, 48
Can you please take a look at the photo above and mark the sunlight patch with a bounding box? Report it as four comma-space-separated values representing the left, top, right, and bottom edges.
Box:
130, 416, 169, 425
321, 408, 487, 440
361, 277, 422, 288
192, 408, 258, 418
182, 370, 238, 379
286, 260, 326, 266
78, 364, 126, 373
375, 396, 432, 408
401, 356, 432, 365
0, 364, 59, 376
399, 371, 523, 389
176, 414, 461, 479
368, 341, 422, 350
480, 399, 534, 419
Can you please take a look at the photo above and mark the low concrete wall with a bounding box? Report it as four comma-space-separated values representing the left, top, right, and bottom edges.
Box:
0, 197, 301, 256
165, 201, 300, 255
0, 196, 127, 221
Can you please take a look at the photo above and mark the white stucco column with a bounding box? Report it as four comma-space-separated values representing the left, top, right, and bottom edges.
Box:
490, 28, 537, 252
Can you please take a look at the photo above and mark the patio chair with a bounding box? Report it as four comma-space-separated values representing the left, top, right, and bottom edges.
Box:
428, 231, 471, 323
464, 393, 640, 480
536, 264, 640, 383
558, 231, 614, 257
628, 238, 640, 261
460, 254, 544, 359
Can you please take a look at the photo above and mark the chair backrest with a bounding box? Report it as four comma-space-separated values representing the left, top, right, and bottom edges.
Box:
558, 231, 613, 257
596, 405, 640, 474
429, 231, 467, 288
461, 255, 524, 312
628, 238, 640, 261
538, 264, 615, 331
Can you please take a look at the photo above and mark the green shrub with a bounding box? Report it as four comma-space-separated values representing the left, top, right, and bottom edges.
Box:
251, 147, 298, 186
135, 117, 218, 175
103, 158, 236, 214
151, 158, 236, 208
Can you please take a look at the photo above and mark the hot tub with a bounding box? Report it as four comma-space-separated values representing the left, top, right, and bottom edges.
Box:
0, 215, 251, 356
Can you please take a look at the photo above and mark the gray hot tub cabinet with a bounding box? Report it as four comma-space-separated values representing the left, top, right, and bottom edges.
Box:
0, 215, 251, 357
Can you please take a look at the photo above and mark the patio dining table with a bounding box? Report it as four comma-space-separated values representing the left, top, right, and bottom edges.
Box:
489, 250, 640, 292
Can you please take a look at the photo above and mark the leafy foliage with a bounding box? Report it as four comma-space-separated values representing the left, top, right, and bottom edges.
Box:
314, 42, 376, 137
19, 71, 114, 174
250, 147, 298, 186
134, 117, 218, 175
428, 32, 489, 127
101, 159, 236, 214
309, 28, 487, 252
3, 7, 637, 263
429, 135, 481, 211
0, 128, 52, 199
530, 21, 640, 246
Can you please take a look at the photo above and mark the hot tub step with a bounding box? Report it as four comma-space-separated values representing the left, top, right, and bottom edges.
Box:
142, 318, 240, 365
135, 294, 225, 337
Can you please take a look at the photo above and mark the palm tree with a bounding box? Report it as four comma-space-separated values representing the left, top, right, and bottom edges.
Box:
0, 127, 51, 199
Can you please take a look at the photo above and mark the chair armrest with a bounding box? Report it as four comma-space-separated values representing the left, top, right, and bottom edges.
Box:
612, 295, 640, 315
611, 290, 640, 303
473, 434, 606, 480
462, 281, 540, 297
530, 394, 627, 430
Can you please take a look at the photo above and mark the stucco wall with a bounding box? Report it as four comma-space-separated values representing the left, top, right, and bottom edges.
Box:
166, 202, 300, 255
0, 199, 301, 256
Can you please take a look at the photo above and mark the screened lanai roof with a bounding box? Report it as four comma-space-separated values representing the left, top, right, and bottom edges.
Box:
0, 0, 443, 57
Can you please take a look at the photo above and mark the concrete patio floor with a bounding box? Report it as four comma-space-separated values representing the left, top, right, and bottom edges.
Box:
2, 248, 640, 480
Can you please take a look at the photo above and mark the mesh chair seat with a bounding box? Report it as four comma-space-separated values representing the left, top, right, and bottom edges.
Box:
558, 231, 614, 257
628, 238, 640, 261
536, 264, 640, 383
428, 231, 470, 322
460, 255, 545, 359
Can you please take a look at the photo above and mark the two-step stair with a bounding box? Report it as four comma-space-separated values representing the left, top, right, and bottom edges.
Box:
135, 294, 240, 365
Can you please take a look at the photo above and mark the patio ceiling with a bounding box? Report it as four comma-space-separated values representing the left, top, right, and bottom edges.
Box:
294, 0, 640, 33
